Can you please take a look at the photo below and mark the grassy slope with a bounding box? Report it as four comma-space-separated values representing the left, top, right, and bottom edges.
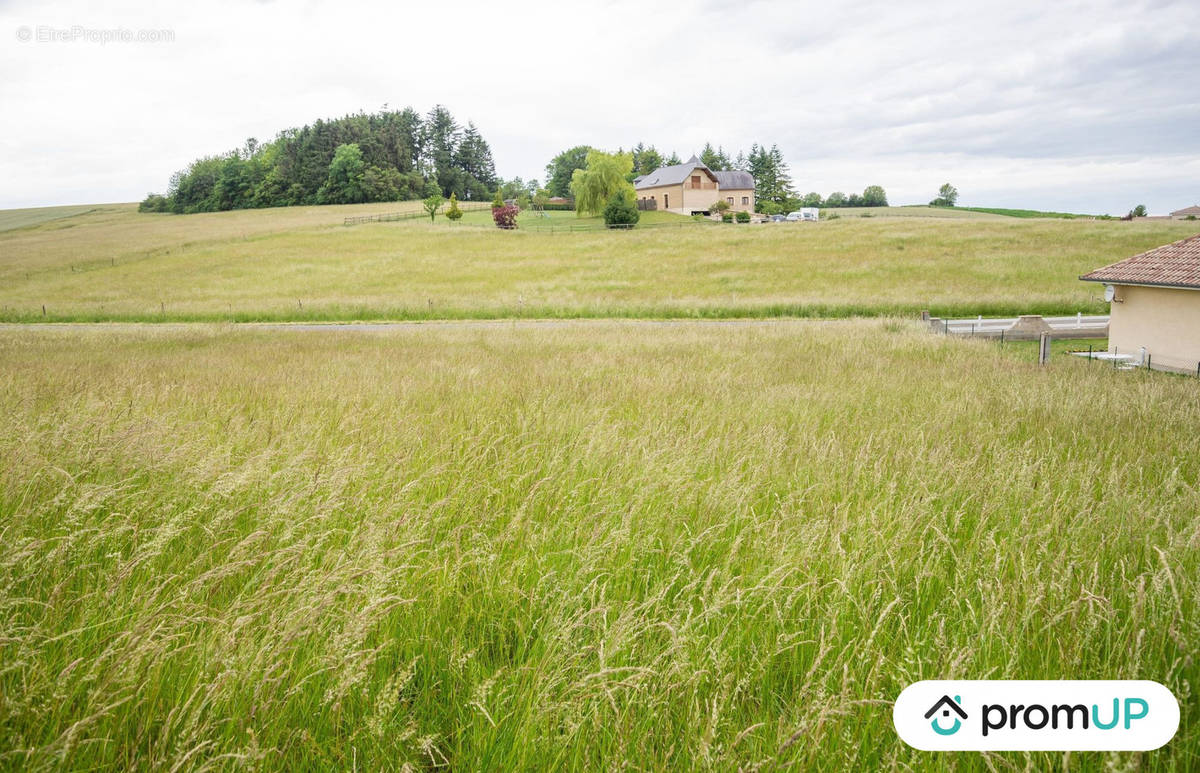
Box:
955, 206, 1103, 219
826, 205, 1007, 219
0, 204, 107, 232
0, 322, 1196, 770
1, 203, 1196, 322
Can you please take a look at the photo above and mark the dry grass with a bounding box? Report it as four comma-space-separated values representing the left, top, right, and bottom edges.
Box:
1, 321, 1196, 770
1, 203, 1197, 322
0, 204, 106, 232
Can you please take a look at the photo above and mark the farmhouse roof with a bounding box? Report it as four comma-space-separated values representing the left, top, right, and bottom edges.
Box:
634, 156, 719, 189
1171, 205, 1200, 217
712, 170, 754, 190
1080, 233, 1200, 290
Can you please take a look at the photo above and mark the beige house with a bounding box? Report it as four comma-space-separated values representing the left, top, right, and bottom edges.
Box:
1170, 205, 1200, 219
1080, 233, 1200, 372
633, 156, 755, 215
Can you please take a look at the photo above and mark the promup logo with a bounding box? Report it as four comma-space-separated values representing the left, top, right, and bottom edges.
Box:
894, 681, 1179, 751
925, 695, 967, 735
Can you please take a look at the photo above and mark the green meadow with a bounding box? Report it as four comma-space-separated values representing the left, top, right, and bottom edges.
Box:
1, 321, 1197, 770
1, 202, 1196, 322
2, 199, 1198, 770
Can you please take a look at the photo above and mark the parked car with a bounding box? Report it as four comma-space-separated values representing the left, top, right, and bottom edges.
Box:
786, 208, 820, 222
784, 211, 803, 221
770, 214, 786, 222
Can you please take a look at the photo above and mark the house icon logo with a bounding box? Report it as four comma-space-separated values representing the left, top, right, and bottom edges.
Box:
924, 694, 967, 735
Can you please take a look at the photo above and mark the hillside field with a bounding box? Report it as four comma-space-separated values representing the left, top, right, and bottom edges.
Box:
1, 321, 1197, 770
1, 202, 1197, 322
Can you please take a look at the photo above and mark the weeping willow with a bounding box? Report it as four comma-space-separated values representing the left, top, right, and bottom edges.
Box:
570, 150, 635, 216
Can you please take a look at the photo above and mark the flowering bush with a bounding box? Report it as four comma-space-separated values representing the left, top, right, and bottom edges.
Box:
492, 204, 519, 229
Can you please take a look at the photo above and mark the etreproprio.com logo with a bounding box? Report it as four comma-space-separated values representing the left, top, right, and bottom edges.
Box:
894, 681, 1179, 751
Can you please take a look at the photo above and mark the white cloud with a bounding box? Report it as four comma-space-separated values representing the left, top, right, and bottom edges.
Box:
0, 0, 1196, 213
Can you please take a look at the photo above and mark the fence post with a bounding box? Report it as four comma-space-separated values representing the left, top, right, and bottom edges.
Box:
1038, 332, 1050, 365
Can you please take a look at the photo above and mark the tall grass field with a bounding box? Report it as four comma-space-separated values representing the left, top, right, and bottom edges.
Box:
2, 203, 1197, 322
1, 321, 1196, 770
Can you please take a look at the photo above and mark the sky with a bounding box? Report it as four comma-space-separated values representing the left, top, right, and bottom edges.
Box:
1, 0, 1198, 214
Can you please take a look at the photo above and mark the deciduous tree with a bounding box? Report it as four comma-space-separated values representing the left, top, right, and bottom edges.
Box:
423, 193, 443, 222
930, 183, 958, 207
317, 143, 367, 204
544, 146, 594, 198
861, 185, 888, 207
570, 150, 635, 217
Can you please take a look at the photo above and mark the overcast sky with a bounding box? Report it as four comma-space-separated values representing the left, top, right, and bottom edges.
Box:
1, 0, 1197, 213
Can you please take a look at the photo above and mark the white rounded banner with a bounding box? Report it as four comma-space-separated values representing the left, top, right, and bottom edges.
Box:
893, 680, 1179, 751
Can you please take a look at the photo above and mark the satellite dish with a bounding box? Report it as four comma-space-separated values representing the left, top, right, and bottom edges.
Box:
1104, 284, 1116, 302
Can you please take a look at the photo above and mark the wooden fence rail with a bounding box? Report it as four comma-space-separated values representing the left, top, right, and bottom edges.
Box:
344, 202, 491, 226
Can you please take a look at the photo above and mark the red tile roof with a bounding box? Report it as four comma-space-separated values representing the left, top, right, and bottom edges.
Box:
1080, 233, 1200, 289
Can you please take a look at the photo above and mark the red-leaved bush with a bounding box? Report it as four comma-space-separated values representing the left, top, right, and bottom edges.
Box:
492, 204, 519, 229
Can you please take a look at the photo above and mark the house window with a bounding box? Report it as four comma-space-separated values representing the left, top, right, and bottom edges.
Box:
727, 197, 734, 204
664, 194, 669, 209
742, 196, 749, 205
691, 175, 701, 187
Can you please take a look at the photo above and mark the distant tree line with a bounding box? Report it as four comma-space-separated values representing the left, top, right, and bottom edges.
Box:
543, 140, 887, 215
140, 106, 499, 214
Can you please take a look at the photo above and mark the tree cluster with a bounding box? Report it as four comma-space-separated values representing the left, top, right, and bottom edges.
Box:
799, 186, 889, 210
140, 106, 498, 214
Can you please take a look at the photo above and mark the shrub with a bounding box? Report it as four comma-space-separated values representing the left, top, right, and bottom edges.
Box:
602, 190, 640, 228
492, 189, 505, 209
492, 204, 519, 229
138, 193, 171, 213
735, 211, 750, 223
721, 212, 733, 223
445, 193, 463, 222
710, 200, 731, 215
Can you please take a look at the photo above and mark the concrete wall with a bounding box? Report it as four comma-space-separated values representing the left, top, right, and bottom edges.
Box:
1108, 285, 1200, 372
